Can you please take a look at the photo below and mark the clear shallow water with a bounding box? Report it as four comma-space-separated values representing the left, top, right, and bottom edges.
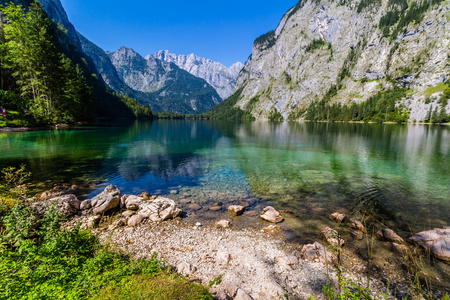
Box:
0, 120, 449, 239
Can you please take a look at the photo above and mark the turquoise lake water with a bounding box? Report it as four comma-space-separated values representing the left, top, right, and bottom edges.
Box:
0, 120, 449, 241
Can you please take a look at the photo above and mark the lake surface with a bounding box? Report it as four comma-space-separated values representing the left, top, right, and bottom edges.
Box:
0, 120, 449, 240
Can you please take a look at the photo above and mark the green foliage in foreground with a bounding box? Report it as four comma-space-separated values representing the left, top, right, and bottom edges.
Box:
305, 88, 410, 123
0, 204, 211, 300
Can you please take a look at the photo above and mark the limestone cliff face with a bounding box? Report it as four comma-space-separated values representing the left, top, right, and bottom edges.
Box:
150, 50, 243, 99
234, 0, 450, 121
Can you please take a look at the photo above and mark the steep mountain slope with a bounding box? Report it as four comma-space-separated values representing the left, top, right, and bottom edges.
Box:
0, 0, 153, 119
106, 47, 222, 114
229, 0, 450, 121
150, 50, 243, 99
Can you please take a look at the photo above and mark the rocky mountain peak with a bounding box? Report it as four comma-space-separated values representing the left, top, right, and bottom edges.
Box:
149, 50, 243, 99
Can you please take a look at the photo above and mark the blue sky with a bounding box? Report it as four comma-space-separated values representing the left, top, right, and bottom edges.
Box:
60, 0, 297, 67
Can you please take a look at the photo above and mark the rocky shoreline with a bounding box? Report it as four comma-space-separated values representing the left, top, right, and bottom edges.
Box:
31, 184, 450, 299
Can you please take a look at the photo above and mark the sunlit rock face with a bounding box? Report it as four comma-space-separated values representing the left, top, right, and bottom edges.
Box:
233, 0, 450, 121
107, 47, 222, 114
150, 50, 244, 99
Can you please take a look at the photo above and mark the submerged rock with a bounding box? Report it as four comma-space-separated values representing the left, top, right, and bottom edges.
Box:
347, 218, 366, 233
262, 225, 282, 234
376, 228, 405, 244
321, 226, 345, 246
215, 219, 232, 229
410, 227, 450, 262
91, 185, 121, 215
260, 206, 283, 223
33, 194, 80, 217
228, 205, 246, 216
330, 212, 347, 223
139, 197, 183, 222
40, 185, 77, 201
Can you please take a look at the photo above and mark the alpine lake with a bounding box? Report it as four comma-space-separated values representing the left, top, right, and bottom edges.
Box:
1, 120, 449, 284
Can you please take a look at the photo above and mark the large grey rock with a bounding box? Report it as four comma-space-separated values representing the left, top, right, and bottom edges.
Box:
260, 206, 284, 223
91, 185, 121, 215
139, 197, 183, 222
410, 227, 450, 262
32, 194, 80, 217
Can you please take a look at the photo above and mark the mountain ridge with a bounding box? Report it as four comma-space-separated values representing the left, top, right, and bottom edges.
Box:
149, 50, 243, 99
228, 0, 450, 122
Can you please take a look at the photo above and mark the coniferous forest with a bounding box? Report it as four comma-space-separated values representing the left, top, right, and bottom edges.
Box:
0, 1, 152, 127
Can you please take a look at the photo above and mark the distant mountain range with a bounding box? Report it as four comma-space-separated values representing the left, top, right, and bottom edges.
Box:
1, 0, 244, 115
150, 50, 243, 99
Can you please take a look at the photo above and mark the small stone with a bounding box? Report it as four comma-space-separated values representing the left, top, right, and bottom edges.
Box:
235, 289, 253, 300
330, 212, 347, 223
344, 228, 364, 240
150, 195, 158, 200
140, 192, 151, 200
180, 199, 191, 204
215, 220, 232, 228
177, 262, 196, 276
122, 210, 135, 218
170, 190, 178, 195
228, 205, 245, 216
196, 222, 202, 226
209, 206, 222, 211
127, 214, 145, 227
224, 283, 239, 298
217, 250, 231, 264
213, 202, 223, 206
80, 199, 92, 210
189, 203, 202, 210
275, 254, 298, 270
260, 206, 283, 223
262, 225, 282, 234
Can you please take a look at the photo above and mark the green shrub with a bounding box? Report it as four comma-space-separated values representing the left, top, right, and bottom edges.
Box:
0, 203, 211, 299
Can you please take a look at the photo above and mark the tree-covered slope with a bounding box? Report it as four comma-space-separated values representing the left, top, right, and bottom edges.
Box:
0, 0, 153, 123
